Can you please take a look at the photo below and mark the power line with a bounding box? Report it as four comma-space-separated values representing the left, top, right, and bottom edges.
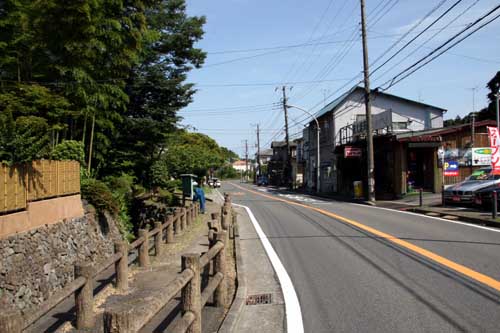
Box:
380, 4, 500, 91
283, 0, 356, 84
194, 77, 353, 88
372, 0, 482, 84
370, 0, 449, 68
371, 0, 465, 77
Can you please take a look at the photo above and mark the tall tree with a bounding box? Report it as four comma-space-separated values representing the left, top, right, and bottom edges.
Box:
103, 0, 206, 183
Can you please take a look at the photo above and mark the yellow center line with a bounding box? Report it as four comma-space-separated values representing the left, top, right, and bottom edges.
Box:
229, 182, 500, 292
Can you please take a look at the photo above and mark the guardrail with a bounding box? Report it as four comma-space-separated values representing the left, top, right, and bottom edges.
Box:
0, 201, 201, 333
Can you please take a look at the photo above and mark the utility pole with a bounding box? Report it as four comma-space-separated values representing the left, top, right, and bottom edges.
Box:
282, 86, 291, 187
360, 0, 375, 203
470, 87, 477, 148
245, 139, 248, 182
256, 124, 261, 177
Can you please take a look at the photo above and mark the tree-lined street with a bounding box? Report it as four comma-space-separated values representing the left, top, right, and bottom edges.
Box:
222, 182, 500, 332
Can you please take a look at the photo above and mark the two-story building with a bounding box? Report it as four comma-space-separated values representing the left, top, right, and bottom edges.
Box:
304, 86, 446, 198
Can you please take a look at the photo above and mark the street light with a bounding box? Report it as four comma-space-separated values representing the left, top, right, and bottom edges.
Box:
286, 104, 321, 193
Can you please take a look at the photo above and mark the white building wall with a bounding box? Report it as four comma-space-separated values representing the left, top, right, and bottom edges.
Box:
333, 89, 444, 145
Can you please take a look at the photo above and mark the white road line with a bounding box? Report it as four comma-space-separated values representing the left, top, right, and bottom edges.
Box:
233, 203, 304, 333
214, 188, 225, 203
348, 202, 500, 234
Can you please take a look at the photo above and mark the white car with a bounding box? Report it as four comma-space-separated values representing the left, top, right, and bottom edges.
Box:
214, 179, 221, 188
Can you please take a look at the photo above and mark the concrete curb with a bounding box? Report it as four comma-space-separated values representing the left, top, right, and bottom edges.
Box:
409, 207, 500, 228
218, 224, 247, 332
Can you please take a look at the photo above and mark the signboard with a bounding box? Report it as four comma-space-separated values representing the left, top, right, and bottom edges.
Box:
472, 147, 492, 166
487, 127, 500, 174
345, 146, 362, 158
444, 161, 459, 177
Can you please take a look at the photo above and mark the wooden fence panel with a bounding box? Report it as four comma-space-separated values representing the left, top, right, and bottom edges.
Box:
0, 160, 80, 213
0, 164, 27, 213
27, 160, 80, 201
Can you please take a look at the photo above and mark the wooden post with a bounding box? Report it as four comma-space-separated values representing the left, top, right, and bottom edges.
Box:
75, 263, 95, 329
214, 231, 227, 308
182, 254, 202, 333
166, 215, 174, 243
181, 208, 187, 231
114, 241, 128, 292
186, 206, 192, 227
138, 229, 150, 268
211, 212, 220, 222
174, 213, 181, 235
0, 310, 22, 333
221, 206, 229, 231
232, 212, 237, 227
154, 222, 163, 256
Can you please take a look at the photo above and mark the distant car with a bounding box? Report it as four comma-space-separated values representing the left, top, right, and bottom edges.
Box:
207, 179, 214, 187
443, 167, 500, 204
210, 178, 221, 188
257, 176, 269, 186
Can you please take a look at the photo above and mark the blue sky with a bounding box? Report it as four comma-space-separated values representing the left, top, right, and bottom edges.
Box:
181, 0, 500, 158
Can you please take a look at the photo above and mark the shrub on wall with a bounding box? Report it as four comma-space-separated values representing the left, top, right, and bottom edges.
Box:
51, 140, 85, 164
81, 178, 119, 215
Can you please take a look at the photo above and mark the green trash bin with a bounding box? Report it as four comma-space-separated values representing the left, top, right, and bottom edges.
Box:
181, 174, 197, 201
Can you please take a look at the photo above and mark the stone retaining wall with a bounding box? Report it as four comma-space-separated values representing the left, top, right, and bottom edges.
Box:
0, 203, 121, 311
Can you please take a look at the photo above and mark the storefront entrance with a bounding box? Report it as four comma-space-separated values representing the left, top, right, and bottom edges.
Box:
407, 147, 435, 191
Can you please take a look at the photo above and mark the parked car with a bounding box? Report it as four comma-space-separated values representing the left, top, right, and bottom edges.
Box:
443, 167, 500, 204
207, 179, 214, 187
257, 175, 269, 186
214, 179, 221, 188
473, 182, 500, 208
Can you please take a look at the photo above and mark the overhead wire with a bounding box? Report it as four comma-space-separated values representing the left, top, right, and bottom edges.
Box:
281, 0, 338, 84
379, 4, 500, 91
371, 0, 465, 77
372, 0, 482, 84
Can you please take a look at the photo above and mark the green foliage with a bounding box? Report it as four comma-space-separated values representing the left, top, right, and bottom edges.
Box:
0, 111, 50, 164
162, 131, 232, 178
148, 160, 170, 189
81, 178, 119, 215
52, 140, 85, 164
216, 165, 238, 179
103, 174, 136, 241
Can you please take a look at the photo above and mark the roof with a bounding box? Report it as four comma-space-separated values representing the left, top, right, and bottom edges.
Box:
260, 148, 273, 156
314, 86, 447, 121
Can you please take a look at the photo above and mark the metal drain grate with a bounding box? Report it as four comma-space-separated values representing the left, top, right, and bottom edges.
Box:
246, 293, 272, 305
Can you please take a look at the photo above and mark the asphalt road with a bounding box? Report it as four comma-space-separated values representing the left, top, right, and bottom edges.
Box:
222, 182, 500, 332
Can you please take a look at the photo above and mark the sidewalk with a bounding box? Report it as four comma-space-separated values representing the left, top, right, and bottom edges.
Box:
225, 205, 285, 333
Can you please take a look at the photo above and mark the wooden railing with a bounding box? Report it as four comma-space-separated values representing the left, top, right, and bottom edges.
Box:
0, 160, 80, 214
0, 201, 203, 333
104, 196, 236, 333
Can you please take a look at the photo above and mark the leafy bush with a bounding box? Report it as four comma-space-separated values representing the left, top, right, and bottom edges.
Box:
148, 160, 170, 189
81, 178, 119, 215
103, 174, 136, 241
0, 112, 50, 164
216, 165, 238, 179
52, 140, 85, 164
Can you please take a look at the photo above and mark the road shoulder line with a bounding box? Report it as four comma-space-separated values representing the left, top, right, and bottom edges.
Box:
232, 202, 304, 333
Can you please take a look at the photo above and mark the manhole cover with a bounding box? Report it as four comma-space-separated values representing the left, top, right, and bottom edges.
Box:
246, 293, 272, 305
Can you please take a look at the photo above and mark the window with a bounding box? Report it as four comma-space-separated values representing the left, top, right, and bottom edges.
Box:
392, 122, 408, 130
356, 114, 366, 122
